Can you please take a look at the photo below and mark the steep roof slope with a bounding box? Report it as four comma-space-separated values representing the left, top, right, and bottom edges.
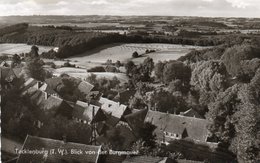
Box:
16, 135, 101, 163
145, 110, 208, 142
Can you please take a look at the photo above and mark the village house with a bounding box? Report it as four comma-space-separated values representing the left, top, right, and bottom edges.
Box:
124, 108, 149, 137
144, 110, 209, 144
22, 78, 59, 98
16, 135, 102, 163
78, 81, 94, 95
125, 109, 209, 145
99, 97, 131, 126
39, 95, 74, 119
72, 100, 106, 124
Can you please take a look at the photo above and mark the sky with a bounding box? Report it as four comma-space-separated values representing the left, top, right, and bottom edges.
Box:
0, 0, 259, 17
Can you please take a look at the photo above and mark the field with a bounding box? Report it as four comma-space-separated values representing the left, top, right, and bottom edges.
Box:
69, 43, 204, 66
52, 67, 129, 83
0, 43, 54, 55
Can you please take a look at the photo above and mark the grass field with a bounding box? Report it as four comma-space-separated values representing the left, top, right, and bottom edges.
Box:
0, 43, 54, 55
53, 67, 129, 83
69, 43, 204, 66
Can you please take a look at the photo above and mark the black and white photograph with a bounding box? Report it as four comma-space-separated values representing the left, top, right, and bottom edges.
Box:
0, 0, 259, 163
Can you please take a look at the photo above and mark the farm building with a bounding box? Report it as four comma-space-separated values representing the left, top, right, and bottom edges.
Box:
144, 110, 209, 144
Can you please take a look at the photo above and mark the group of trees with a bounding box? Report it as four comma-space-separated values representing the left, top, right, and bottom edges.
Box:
125, 57, 154, 84
86, 74, 120, 99
180, 41, 260, 163
25, 46, 52, 81
55, 75, 85, 102
123, 37, 260, 162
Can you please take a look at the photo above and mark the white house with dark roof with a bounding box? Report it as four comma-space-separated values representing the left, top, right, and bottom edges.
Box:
73, 100, 106, 124
144, 110, 209, 144
99, 97, 130, 119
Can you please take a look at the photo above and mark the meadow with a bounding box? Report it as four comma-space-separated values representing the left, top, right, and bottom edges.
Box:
68, 43, 204, 65
0, 43, 54, 56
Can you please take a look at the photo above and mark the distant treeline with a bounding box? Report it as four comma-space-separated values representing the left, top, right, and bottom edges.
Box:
0, 23, 239, 59
0, 23, 28, 37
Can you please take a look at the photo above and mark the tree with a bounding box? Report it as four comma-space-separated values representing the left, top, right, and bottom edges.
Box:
25, 57, 48, 81
206, 83, 260, 163
221, 44, 260, 77
139, 122, 157, 148
28, 45, 39, 58
115, 60, 122, 68
154, 61, 165, 82
162, 60, 191, 85
132, 51, 139, 58
125, 61, 137, 76
191, 61, 228, 88
240, 58, 260, 82
140, 57, 154, 81
12, 54, 21, 67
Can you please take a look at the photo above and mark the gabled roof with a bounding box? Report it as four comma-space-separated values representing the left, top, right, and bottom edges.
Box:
16, 135, 101, 163
40, 95, 63, 111
22, 78, 38, 92
29, 89, 47, 106
181, 109, 203, 119
39, 83, 58, 96
97, 124, 136, 150
145, 110, 208, 142
78, 81, 94, 95
45, 77, 63, 90
122, 156, 173, 163
40, 95, 75, 119
73, 100, 106, 123
99, 97, 128, 119
124, 109, 148, 136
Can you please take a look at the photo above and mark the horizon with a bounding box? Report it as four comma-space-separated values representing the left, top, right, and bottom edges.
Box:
0, 14, 259, 19
0, 0, 259, 18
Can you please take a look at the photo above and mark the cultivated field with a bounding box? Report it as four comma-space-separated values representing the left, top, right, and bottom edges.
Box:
69, 43, 204, 66
0, 43, 54, 56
